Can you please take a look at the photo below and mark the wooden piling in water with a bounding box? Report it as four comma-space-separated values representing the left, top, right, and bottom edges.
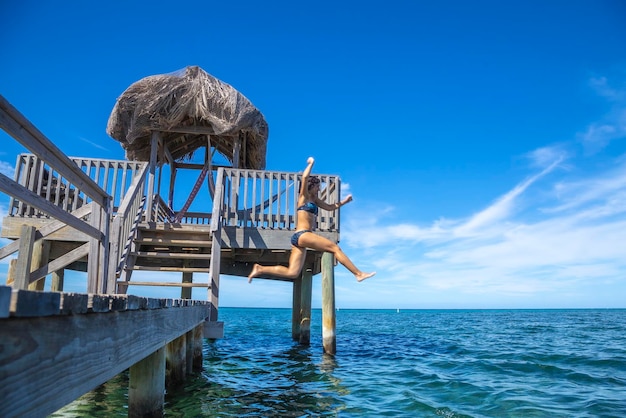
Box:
292, 275, 302, 340
321, 252, 336, 355
129, 347, 165, 418
299, 269, 313, 345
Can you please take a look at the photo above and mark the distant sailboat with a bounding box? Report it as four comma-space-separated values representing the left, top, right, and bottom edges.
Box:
397, 308, 400, 313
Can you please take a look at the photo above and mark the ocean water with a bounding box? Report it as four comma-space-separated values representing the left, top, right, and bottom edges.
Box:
52, 308, 626, 417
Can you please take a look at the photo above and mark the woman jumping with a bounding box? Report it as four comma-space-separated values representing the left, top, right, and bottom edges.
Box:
248, 157, 376, 283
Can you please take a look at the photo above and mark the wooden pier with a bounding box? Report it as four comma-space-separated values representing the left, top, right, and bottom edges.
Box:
0, 82, 342, 416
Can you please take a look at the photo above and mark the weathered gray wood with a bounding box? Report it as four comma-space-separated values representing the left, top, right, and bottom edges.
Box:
146, 131, 159, 221
0, 203, 92, 259
51, 269, 64, 291
29, 242, 89, 284
0, 95, 109, 206
10, 289, 61, 316
118, 281, 209, 288
166, 334, 187, 388
0, 173, 102, 240
88, 203, 103, 293
181, 271, 193, 299
192, 324, 203, 371
321, 252, 337, 355
60, 292, 89, 314
13, 225, 36, 290
0, 302, 209, 418
185, 329, 194, 374
28, 238, 50, 291
129, 347, 165, 418
299, 268, 313, 345
0, 285, 11, 318
292, 276, 302, 341
203, 320, 224, 339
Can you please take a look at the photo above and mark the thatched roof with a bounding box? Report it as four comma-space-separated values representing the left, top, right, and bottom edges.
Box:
106, 66, 268, 169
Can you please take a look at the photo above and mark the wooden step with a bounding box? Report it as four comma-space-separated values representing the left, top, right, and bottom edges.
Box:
135, 237, 213, 247
117, 280, 210, 288
134, 251, 210, 259
126, 265, 210, 273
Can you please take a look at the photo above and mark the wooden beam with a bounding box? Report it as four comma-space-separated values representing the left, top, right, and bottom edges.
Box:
13, 225, 36, 290
0, 174, 102, 240
0, 95, 109, 206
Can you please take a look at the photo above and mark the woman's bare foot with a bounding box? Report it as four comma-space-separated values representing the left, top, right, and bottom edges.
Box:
356, 271, 376, 282
248, 264, 262, 283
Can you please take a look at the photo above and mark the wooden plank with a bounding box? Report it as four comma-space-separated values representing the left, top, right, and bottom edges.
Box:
127, 266, 210, 273
0, 285, 11, 318
0, 95, 109, 206
135, 238, 213, 247
60, 292, 89, 315
29, 242, 89, 284
0, 203, 92, 259
0, 173, 102, 240
13, 225, 36, 290
117, 281, 209, 288
0, 303, 209, 418
0, 216, 91, 241
10, 289, 61, 317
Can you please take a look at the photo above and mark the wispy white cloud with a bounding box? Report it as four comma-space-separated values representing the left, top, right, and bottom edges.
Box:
341, 145, 626, 307
580, 77, 626, 153
80, 137, 109, 151
0, 160, 15, 178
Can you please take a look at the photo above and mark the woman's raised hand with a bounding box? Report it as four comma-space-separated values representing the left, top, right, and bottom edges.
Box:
307, 157, 315, 165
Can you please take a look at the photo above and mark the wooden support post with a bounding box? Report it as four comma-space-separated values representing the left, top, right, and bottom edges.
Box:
28, 239, 50, 291
14, 225, 36, 290
51, 269, 64, 292
299, 268, 313, 345
166, 334, 187, 388
185, 329, 194, 375
321, 252, 337, 355
6, 259, 16, 285
192, 324, 203, 371
181, 271, 192, 299
292, 277, 302, 341
129, 347, 165, 418
146, 131, 159, 222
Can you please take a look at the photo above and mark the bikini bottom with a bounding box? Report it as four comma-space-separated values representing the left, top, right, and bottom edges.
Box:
290, 230, 312, 248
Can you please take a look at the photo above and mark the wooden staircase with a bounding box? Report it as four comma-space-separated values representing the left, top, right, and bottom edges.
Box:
117, 223, 214, 291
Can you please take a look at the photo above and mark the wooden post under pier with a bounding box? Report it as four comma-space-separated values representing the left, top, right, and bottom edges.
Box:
321, 252, 337, 355
299, 268, 313, 345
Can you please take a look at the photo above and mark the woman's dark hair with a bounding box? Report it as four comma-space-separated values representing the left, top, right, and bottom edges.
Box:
307, 176, 320, 190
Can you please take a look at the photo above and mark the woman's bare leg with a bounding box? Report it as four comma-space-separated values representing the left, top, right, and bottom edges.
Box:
248, 246, 307, 282
297, 232, 375, 281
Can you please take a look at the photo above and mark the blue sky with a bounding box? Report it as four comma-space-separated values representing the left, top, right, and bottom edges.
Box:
1, 1, 625, 308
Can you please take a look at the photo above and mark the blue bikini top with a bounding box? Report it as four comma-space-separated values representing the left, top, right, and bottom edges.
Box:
297, 201, 318, 215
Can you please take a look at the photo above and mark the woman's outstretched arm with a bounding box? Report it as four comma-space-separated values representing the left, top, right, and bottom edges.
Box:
316, 194, 353, 211
300, 157, 315, 195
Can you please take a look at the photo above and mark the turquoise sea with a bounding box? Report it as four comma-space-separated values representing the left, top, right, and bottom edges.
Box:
53, 308, 626, 417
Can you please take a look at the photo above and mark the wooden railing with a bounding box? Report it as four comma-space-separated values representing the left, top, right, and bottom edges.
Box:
0, 94, 112, 293
9, 153, 145, 217
217, 168, 341, 232
107, 164, 149, 291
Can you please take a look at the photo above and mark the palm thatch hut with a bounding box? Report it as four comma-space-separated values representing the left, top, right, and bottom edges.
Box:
106, 66, 269, 219
107, 66, 268, 169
